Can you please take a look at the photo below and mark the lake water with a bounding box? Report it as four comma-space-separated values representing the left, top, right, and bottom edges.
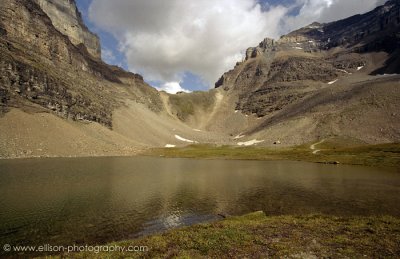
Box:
0, 156, 399, 251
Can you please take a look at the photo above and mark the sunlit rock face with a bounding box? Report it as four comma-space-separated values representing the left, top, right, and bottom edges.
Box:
0, 0, 160, 128
35, 0, 101, 59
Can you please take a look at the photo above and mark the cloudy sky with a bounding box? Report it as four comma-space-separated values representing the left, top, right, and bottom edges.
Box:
76, 0, 384, 93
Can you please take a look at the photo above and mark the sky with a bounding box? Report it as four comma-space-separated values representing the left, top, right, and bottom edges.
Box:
75, 0, 384, 93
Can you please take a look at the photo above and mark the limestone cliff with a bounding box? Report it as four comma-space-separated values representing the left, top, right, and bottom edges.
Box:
35, 0, 101, 59
0, 0, 161, 128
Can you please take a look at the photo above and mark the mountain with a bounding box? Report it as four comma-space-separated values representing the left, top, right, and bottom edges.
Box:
212, 0, 400, 143
0, 0, 399, 158
0, 0, 175, 157
0, 0, 163, 126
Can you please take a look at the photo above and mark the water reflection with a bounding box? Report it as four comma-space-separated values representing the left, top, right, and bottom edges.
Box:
0, 156, 399, 251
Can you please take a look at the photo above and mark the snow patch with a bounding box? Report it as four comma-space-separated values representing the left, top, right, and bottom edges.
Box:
310, 139, 325, 155
165, 144, 176, 148
235, 110, 239, 113
293, 47, 303, 50
357, 66, 364, 71
337, 69, 351, 74
175, 135, 197, 143
234, 134, 245, 139
327, 79, 338, 85
237, 139, 264, 146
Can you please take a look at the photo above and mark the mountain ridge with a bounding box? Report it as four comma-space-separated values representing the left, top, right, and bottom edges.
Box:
0, 0, 399, 158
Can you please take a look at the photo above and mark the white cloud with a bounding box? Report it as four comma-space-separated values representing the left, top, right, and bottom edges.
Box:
89, 0, 383, 88
89, 0, 286, 85
156, 82, 191, 94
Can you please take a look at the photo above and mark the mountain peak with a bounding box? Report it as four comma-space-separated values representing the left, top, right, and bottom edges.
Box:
35, 0, 101, 59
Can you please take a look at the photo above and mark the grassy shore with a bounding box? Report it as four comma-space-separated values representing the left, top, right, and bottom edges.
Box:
64, 212, 400, 258
145, 143, 400, 168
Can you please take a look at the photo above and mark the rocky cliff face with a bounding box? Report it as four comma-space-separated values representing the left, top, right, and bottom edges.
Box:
0, 0, 161, 128
35, 0, 101, 59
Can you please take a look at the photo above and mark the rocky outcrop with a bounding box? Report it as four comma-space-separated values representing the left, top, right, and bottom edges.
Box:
0, 0, 162, 128
35, 0, 101, 59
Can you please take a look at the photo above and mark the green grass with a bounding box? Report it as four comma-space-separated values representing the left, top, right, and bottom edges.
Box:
56, 212, 400, 258
144, 143, 400, 168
